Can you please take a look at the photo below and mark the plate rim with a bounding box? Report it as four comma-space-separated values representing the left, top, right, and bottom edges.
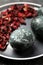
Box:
0, 2, 43, 60
0, 53, 43, 60
0, 2, 41, 8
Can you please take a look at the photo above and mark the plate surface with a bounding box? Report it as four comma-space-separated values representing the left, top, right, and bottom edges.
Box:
0, 2, 43, 60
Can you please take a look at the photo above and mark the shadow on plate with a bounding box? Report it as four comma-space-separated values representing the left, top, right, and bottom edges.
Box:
13, 46, 35, 58
35, 35, 43, 43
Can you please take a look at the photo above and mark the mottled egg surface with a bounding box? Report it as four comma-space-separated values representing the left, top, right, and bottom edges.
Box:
9, 27, 34, 50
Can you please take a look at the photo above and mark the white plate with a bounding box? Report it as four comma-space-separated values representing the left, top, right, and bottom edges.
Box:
0, 2, 43, 60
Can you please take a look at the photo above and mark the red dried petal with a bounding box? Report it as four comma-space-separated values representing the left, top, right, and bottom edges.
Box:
1, 10, 8, 16
26, 13, 32, 18
15, 22, 20, 27
13, 17, 18, 21
18, 12, 25, 18
13, 25, 18, 30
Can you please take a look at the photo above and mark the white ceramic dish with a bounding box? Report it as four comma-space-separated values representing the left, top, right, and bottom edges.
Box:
0, 2, 43, 60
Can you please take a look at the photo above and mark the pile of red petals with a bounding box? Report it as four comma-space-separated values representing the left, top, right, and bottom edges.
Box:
0, 4, 38, 50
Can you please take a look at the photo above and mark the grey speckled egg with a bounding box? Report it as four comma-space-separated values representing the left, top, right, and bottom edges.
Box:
31, 15, 43, 41
9, 27, 34, 50
38, 7, 43, 16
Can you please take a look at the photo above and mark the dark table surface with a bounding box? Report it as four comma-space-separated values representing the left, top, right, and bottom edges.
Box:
0, 0, 43, 65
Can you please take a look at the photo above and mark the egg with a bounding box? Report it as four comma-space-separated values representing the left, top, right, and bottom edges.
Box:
31, 15, 43, 41
38, 7, 43, 16
9, 27, 34, 50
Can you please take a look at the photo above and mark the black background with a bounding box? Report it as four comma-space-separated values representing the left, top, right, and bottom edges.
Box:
0, 56, 43, 65
0, 0, 43, 65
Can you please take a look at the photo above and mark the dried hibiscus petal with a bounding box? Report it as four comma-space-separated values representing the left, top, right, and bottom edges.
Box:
16, 22, 20, 27
26, 12, 32, 18
8, 6, 14, 11
12, 25, 18, 30
18, 17, 26, 24
0, 18, 2, 25
13, 17, 18, 21
18, 12, 25, 18
1, 10, 8, 16
0, 44, 7, 50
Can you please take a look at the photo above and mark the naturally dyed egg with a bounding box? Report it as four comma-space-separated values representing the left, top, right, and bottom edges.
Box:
31, 15, 43, 41
9, 27, 34, 50
38, 7, 43, 16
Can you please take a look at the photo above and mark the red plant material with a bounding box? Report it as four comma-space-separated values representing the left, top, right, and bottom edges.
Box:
16, 22, 20, 27
26, 12, 32, 18
0, 18, 2, 25
1, 10, 8, 16
18, 12, 25, 18
0, 4, 38, 50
